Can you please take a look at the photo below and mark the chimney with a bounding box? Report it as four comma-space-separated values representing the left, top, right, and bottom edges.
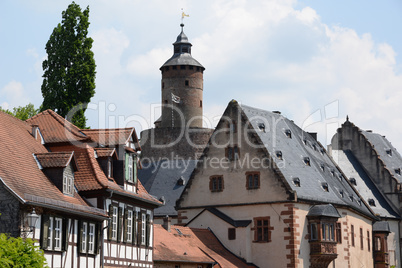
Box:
163, 215, 171, 232
32, 125, 39, 140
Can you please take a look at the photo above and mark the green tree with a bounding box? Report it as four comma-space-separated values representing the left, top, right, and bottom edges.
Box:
41, 1, 96, 129
0, 233, 47, 267
13, 103, 39, 121
0, 103, 38, 120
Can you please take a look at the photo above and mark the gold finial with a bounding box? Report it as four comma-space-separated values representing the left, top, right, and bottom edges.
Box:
181, 8, 189, 23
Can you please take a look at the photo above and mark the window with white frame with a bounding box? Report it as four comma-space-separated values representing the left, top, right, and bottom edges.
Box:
112, 206, 118, 240
128, 155, 133, 182
82, 222, 87, 252
42, 215, 64, 251
88, 223, 95, 254
54, 218, 62, 250
141, 213, 146, 245
127, 210, 133, 243
63, 175, 73, 195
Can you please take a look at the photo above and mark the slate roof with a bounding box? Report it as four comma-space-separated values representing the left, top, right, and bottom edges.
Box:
160, 25, 204, 69
360, 130, 402, 183
35, 152, 76, 169
331, 149, 399, 219
237, 103, 374, 218
138, 160, 197, 216
26, 109, 88, 144
154, 224, 254, 267
307, 204, 341, 218
0, 111, 104, 217
191, 208, 252, 228
373, 221, 391, 233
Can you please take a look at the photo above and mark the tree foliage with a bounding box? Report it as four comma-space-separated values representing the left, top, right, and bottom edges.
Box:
0, 233, 47, 268
0, 103, 39, 120
41, 1, 96, 129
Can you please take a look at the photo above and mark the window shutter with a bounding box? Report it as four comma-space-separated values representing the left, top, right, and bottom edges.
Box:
133, 211, 137, 245
95, 223, 101, 254
123, 209, 128, 243
62, 218, 69, 251
145, 214, 151, 247
137, 213, 142, 246
41, 214, 50, 249
133, 155, 137, 184
125, 153, 129, 181
108, 204, 113, 240
117, 207, 123, 242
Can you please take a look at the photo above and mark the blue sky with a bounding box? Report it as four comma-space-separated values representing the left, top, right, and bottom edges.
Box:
1, 0, 402, 150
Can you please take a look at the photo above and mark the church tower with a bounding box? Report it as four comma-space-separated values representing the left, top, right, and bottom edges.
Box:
159, 23, 205, 128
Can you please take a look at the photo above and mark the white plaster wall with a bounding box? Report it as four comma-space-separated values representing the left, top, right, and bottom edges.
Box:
388, 220, 400, 268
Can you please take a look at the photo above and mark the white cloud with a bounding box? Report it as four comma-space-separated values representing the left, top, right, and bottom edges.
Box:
0, 81, 29, 109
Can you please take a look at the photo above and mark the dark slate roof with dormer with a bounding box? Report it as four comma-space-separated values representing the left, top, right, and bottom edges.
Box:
139, 160, 198, 217
238, 103, 374, 219
331, 149, 399, 219
360, 130, 402, 183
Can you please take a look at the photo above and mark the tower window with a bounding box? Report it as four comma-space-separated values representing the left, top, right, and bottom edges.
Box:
182, 47, 188, 53
196, 67, 200, 71
189, 66, 193, 70
164, 100, 168, 104
200, 100, 202, 107
185, 80, 189, 86
174, 47, 180, 53
162, 82, 165, 89
181, 65, 186, 70
173, 66, 177, 70
165, 66, 169, 71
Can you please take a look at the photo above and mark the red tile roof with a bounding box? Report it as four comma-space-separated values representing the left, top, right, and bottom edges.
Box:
26, 109, 89, 144
154, 224, 253, 267
0, 111, 101, 216
82, 128, 140, 149
35, 152, 76, 169
27, 110, 160, 205
94, 148, 117, 159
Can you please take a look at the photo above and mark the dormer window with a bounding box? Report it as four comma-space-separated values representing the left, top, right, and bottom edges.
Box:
177, 177, 185, 186
276, 151, 283, 160
304, 157, 311, 166
322, 183, 329, 192
293, 177, 300, 187
63, 175, 74, 195
349, 178, 357, 186
303, 139, 307, 145
368, 199, 376, 206
386, 149, 392, 156
285, 129, 292, 138
339, 189, 344, 198
395, 168, 401, 175
312, 144, 317, 151
320, 164, 325, 172
258, 123, 265, 132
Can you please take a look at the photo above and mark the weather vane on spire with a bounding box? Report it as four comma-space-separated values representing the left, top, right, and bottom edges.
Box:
181, 8, 189, 24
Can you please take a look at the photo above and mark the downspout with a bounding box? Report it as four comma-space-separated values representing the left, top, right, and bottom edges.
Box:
101, 190, 113, 268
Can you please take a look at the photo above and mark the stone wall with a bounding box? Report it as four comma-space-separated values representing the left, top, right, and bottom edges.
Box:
0, 182, 20, 236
